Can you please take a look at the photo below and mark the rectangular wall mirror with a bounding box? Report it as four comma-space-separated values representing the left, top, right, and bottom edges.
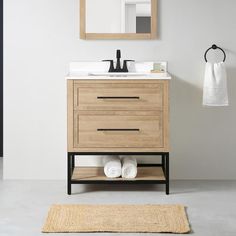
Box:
80, 0, 157, 40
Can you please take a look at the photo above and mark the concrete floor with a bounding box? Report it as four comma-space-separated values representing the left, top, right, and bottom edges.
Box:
0, 159, 236, 236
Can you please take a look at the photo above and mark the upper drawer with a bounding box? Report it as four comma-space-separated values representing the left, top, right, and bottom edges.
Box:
73, 83, 163, 110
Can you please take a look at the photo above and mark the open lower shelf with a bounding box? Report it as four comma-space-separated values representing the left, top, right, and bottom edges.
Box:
72, 166, 165, 181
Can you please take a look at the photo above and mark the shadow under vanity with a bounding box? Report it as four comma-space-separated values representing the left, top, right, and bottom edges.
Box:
66, 60, 171, 195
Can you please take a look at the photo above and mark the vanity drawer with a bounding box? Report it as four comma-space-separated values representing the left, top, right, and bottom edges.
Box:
73, 84, 163, 111
73, 113, 163, 148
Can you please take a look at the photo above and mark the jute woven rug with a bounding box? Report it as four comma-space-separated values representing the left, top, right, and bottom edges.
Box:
42, 204, 190, 233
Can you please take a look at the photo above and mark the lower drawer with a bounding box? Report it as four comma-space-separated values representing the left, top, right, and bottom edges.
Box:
73, 113, 163, 148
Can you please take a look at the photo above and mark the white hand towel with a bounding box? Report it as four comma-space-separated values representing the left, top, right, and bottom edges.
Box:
102, 156, 121, 178
121, 156, 137, 179
203, 62, 229, 106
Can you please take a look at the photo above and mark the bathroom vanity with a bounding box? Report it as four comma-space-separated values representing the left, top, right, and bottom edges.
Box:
67, 69, 170, 195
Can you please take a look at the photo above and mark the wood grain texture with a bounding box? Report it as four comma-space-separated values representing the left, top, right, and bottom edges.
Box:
151, 0, 157, 39
68, 147, 169, 153
74, 84, 163, 111
80, 0, 86, 39
67, 79, 170, 153
67, 80, 74, 151
163, 80, 169, 151
73, 113, 163, 148
79, 0, 158, 40
84, 33, 153, 40
73, 79, 169, 84
72, 167, 165, 181
76, 110, 161, 116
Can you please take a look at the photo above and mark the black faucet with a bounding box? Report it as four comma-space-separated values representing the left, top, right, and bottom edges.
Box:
103, 50, 134, 73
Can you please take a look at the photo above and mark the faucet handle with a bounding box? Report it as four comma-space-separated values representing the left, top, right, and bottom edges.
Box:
102, 60, 114, 72
116, 50, 121, 59
122, 60, 135, 72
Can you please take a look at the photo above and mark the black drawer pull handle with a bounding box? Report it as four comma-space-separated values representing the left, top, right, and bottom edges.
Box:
97, 96, 140, 99
97, 128, 140, 132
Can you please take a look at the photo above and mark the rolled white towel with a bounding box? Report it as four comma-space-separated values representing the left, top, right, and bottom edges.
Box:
102, 156, 121, 178
121, 156, 137, 179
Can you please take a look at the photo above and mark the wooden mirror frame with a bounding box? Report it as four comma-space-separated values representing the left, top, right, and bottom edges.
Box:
80, 0, 157, 40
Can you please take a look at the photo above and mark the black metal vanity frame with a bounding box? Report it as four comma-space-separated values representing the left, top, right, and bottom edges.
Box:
67, 152, 169, 195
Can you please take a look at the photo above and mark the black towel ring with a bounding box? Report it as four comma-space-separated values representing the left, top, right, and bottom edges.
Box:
204, 44, 226, 62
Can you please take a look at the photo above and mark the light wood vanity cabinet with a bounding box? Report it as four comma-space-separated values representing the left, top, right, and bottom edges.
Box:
68, 79, 169, 152
67, 79, 170, 195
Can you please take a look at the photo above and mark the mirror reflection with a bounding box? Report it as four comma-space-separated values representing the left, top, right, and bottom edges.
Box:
86, 0, 151, 33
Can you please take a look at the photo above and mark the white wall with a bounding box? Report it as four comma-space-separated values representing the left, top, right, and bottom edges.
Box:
4, 0, 236, 179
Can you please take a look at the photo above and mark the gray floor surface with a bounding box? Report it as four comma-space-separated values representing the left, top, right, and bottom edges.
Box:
0, 158, 236, 236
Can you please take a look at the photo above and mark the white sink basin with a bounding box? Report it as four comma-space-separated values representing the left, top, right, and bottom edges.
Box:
67, 61, 171, 79
88, 72, 149, 76
69, 62, 110, 75
69, 61, 167, 73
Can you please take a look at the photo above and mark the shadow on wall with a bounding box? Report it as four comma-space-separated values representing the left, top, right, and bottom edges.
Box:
170, 66, 236, 179
227, 67, 236, 107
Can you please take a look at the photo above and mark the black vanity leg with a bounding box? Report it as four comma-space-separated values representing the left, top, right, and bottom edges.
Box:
67, 153, 72, 195
162, 154, 165, 173
72, 154, 75, 171
165, 153, 169, 195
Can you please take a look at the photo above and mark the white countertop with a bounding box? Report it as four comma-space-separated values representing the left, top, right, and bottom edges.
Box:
65, 73, 171, 80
